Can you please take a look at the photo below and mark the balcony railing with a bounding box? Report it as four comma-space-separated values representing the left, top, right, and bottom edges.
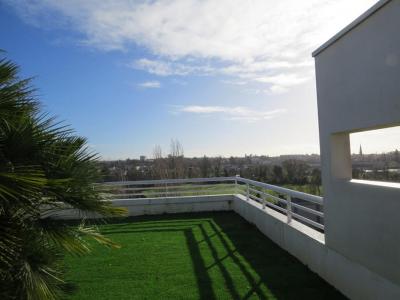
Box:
99, 176, 324, 231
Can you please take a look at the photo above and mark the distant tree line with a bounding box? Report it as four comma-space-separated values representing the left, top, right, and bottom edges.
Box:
99, 141, 400, 195
98, 140, 323, 195
352, 149, 400, 182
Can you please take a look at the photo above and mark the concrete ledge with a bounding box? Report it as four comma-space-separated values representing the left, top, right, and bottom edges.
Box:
46, 194, 233, 219
232, 194, 400, 300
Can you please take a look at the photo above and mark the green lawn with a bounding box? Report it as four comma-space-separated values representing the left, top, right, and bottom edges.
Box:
65, 212, 345, 300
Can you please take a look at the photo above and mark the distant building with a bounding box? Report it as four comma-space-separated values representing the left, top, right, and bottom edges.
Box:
140, 155, 146, 162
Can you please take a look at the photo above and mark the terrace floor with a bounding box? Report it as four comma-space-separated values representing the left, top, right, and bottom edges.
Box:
65, 212, 346, 299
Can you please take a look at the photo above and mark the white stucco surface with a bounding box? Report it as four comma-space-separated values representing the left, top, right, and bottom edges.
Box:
314, 0, 400, 293
233, 194, 400, 300
45, 194, 234, 220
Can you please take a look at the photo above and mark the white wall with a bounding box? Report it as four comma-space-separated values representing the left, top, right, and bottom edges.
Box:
45, 194, 233, 219
314, 0, 400, 288
232, 194, 400, 300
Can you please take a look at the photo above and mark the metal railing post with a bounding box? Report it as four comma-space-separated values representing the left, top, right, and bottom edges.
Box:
246, 183, 250, 201
262, 190, 266, 209
165, 183, 168, 198
286, 195, 292, 223
234, 175, 239, 194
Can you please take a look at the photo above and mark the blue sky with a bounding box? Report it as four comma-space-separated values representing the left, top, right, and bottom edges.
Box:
1, 0, 385, 159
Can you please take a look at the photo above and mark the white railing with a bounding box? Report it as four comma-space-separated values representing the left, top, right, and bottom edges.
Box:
99, 176, 324, 231
99, 177, 236, 198
236, 177, 324, 230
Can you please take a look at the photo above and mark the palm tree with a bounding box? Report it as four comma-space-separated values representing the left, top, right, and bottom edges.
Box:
0, 54, 126, 299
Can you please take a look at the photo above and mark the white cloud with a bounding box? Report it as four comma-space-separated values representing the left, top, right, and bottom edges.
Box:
6, 0, 378, 93
176, 105, 285, 122
255, 74, 311, 94
137, 81, 161, 89
171, 78, 187, 86
221, 79, 248, 86
133, 58, 214, 76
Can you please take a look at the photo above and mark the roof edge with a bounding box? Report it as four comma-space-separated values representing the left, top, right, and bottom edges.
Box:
312, 0, 391, 57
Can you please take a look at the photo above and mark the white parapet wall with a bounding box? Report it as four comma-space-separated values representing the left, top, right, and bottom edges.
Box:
47, 193, 400, 299
313, 0, 400, 295
45, 194, 234, 220
232, 194, 400, 300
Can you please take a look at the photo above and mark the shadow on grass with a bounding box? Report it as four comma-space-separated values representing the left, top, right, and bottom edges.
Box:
67, 212, 346, 300
208, 214, 347, 300
184, 228, 217, 300
199, 221, 268, 300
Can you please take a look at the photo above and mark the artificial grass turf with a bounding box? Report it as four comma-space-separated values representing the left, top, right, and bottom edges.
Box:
65, 212, 346, 300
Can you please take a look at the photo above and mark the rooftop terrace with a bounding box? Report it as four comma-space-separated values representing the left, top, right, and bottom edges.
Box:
65, 212, 344, 299
52, 169, 399, 299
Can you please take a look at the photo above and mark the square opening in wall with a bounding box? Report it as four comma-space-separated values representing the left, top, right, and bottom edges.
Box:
350, 126, 400, 184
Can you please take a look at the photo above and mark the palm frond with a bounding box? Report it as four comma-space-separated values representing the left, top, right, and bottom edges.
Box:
0, 54, 126, 299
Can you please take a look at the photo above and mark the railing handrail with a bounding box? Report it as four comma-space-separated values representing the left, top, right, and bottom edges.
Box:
100, 176, 323, 205
236, 177, 323, 205
98, 176, 324, 230
101, 177, 235, 186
